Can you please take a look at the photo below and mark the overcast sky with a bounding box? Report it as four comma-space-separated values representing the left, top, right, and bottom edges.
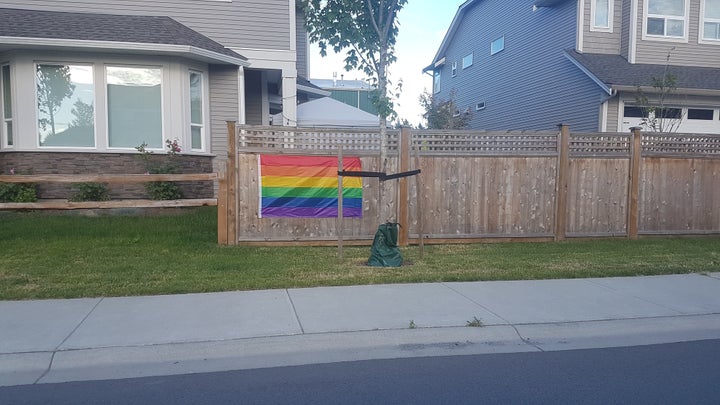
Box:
308, 1, 460, 127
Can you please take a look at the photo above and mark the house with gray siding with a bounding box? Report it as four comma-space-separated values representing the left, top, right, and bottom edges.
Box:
0, 0, 306, 191
425, 0, 720, 134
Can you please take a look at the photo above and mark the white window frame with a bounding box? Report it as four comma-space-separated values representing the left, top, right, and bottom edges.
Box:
642, 0, 689, 42
105, 64, 164, 151
700, 0, 720, 43
462, 53, 474, 69
433, 70, 441, 94
34, 62, 97, 149
451, 61, 457, 77
1, 63, 12, 148
490, 36, 505, 55
189, 70, 206, 152
590, 0, 614, 32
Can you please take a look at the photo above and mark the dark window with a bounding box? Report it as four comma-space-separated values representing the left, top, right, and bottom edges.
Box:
624, 106, 646, 118
687, 108, 714, 120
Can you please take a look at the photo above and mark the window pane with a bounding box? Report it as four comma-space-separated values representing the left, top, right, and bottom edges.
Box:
491, 37, 505, 55
704, 22, 720, 39
649, 0, 684, 16
107, 66, 162, 148
37, 64, 95, 147
191, 126, 202, 150
667, 19, 684, 36
2, 65, 11, 119
462, 53, 473, 69
687, 109, 714, 120
647, 18, 665, 35
595, 0, 610, 27
624, 106, 647, 118
707, 0, 720, 18
5, 121, 12, 146
190, 72, 203, 125
433, 71, 441, 93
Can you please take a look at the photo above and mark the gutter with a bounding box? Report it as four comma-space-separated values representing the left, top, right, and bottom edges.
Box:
0, 36, 249, 66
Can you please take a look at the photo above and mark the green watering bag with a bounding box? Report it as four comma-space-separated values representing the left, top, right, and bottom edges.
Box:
368, 222, 403, 267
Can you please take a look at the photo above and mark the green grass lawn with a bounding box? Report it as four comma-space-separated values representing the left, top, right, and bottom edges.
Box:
1, 206, 719, 300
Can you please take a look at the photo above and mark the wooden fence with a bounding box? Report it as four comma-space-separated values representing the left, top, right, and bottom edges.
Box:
220, 123, 720, 246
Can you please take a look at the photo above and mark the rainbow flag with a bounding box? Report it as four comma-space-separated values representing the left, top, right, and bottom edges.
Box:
259, 155, 362, 218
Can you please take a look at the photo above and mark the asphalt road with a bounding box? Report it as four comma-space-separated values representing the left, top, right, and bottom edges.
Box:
3, 339, 720, 405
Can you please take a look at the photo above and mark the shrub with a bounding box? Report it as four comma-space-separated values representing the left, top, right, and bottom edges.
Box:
0, 169, 38, 203
135, 140, 184, 200
70, 182, 110, 202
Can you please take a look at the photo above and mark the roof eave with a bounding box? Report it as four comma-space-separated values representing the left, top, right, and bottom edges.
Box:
297, 84, 331, 97
612, 84, 720, 97
563, 51, 613, 95
0, 36, 249, 66
427, 0, 478, 70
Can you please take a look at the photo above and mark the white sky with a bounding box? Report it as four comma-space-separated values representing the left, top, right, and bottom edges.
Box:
308, 1, 460, 127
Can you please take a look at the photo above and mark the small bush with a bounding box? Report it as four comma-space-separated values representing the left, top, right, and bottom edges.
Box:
70, 182, 110, 202
145, 181, 183, 200
0, 183, 38, 202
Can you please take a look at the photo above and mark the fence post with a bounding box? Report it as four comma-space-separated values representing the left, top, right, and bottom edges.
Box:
627, 127, 642, 240
337, 146, 344, 259
398, 127, 411, 246
217, 165, 228, 245
226, 121, 238, 246
554, 124, 570, 241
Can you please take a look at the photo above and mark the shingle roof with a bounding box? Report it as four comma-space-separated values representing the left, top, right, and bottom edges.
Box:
566, 49, 720, 92
0, 7, 246, 64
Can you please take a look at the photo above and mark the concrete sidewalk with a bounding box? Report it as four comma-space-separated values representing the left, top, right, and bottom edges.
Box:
2, 273, 720, 387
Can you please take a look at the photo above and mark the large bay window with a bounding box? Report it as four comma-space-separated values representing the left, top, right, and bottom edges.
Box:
189, 71, 204, 151
107, 66, 162, 149
36, 64, 95, 147
2, 56, 209, 153
1, 64, 12, 147
645, 0, 687, 40
702, 0, 720, 41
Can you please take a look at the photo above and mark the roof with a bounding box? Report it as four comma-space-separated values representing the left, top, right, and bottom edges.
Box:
424, 0, 573, 72
274, 97, 380, 128
310, 78, 375, 91
297, 77, 331, 97
565, 49, 720, 95
0, 7, 247, 66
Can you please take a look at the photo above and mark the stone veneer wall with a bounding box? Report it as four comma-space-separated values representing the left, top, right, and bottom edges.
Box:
0, 152, 215, 199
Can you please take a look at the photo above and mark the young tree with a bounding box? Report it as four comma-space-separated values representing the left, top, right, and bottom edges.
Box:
419, 90, 473, 130
301, 0, 407, 171
36, 65, 75, 137
635, 49, 684, 133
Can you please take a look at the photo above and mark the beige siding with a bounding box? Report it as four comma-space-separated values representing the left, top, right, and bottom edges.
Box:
244, 70, 263, 125
296, 8, 309, 78
582, 0, 623, 54
621, 0, 631, 59
209, 65, 239, 162
0, 0, 291, 51
634, 0, 720, 66
606, 96, 621, 132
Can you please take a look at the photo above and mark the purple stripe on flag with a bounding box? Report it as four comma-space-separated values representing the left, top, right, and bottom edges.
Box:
262, 207, 362, 218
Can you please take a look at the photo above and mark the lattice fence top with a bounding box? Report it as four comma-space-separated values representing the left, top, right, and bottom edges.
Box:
642, 133, 720, 158
235, 126, 720, 158
413, 130, 558, 156
238, 126, 396, 155
570, 133, 631, 158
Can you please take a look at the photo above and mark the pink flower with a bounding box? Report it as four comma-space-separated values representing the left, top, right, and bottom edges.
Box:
144, 171, 150, 175
9, 168, 15, 175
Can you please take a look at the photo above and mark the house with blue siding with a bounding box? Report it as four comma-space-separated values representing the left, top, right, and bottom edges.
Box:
0, 0, 317, 186
425, 0, 720, 133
